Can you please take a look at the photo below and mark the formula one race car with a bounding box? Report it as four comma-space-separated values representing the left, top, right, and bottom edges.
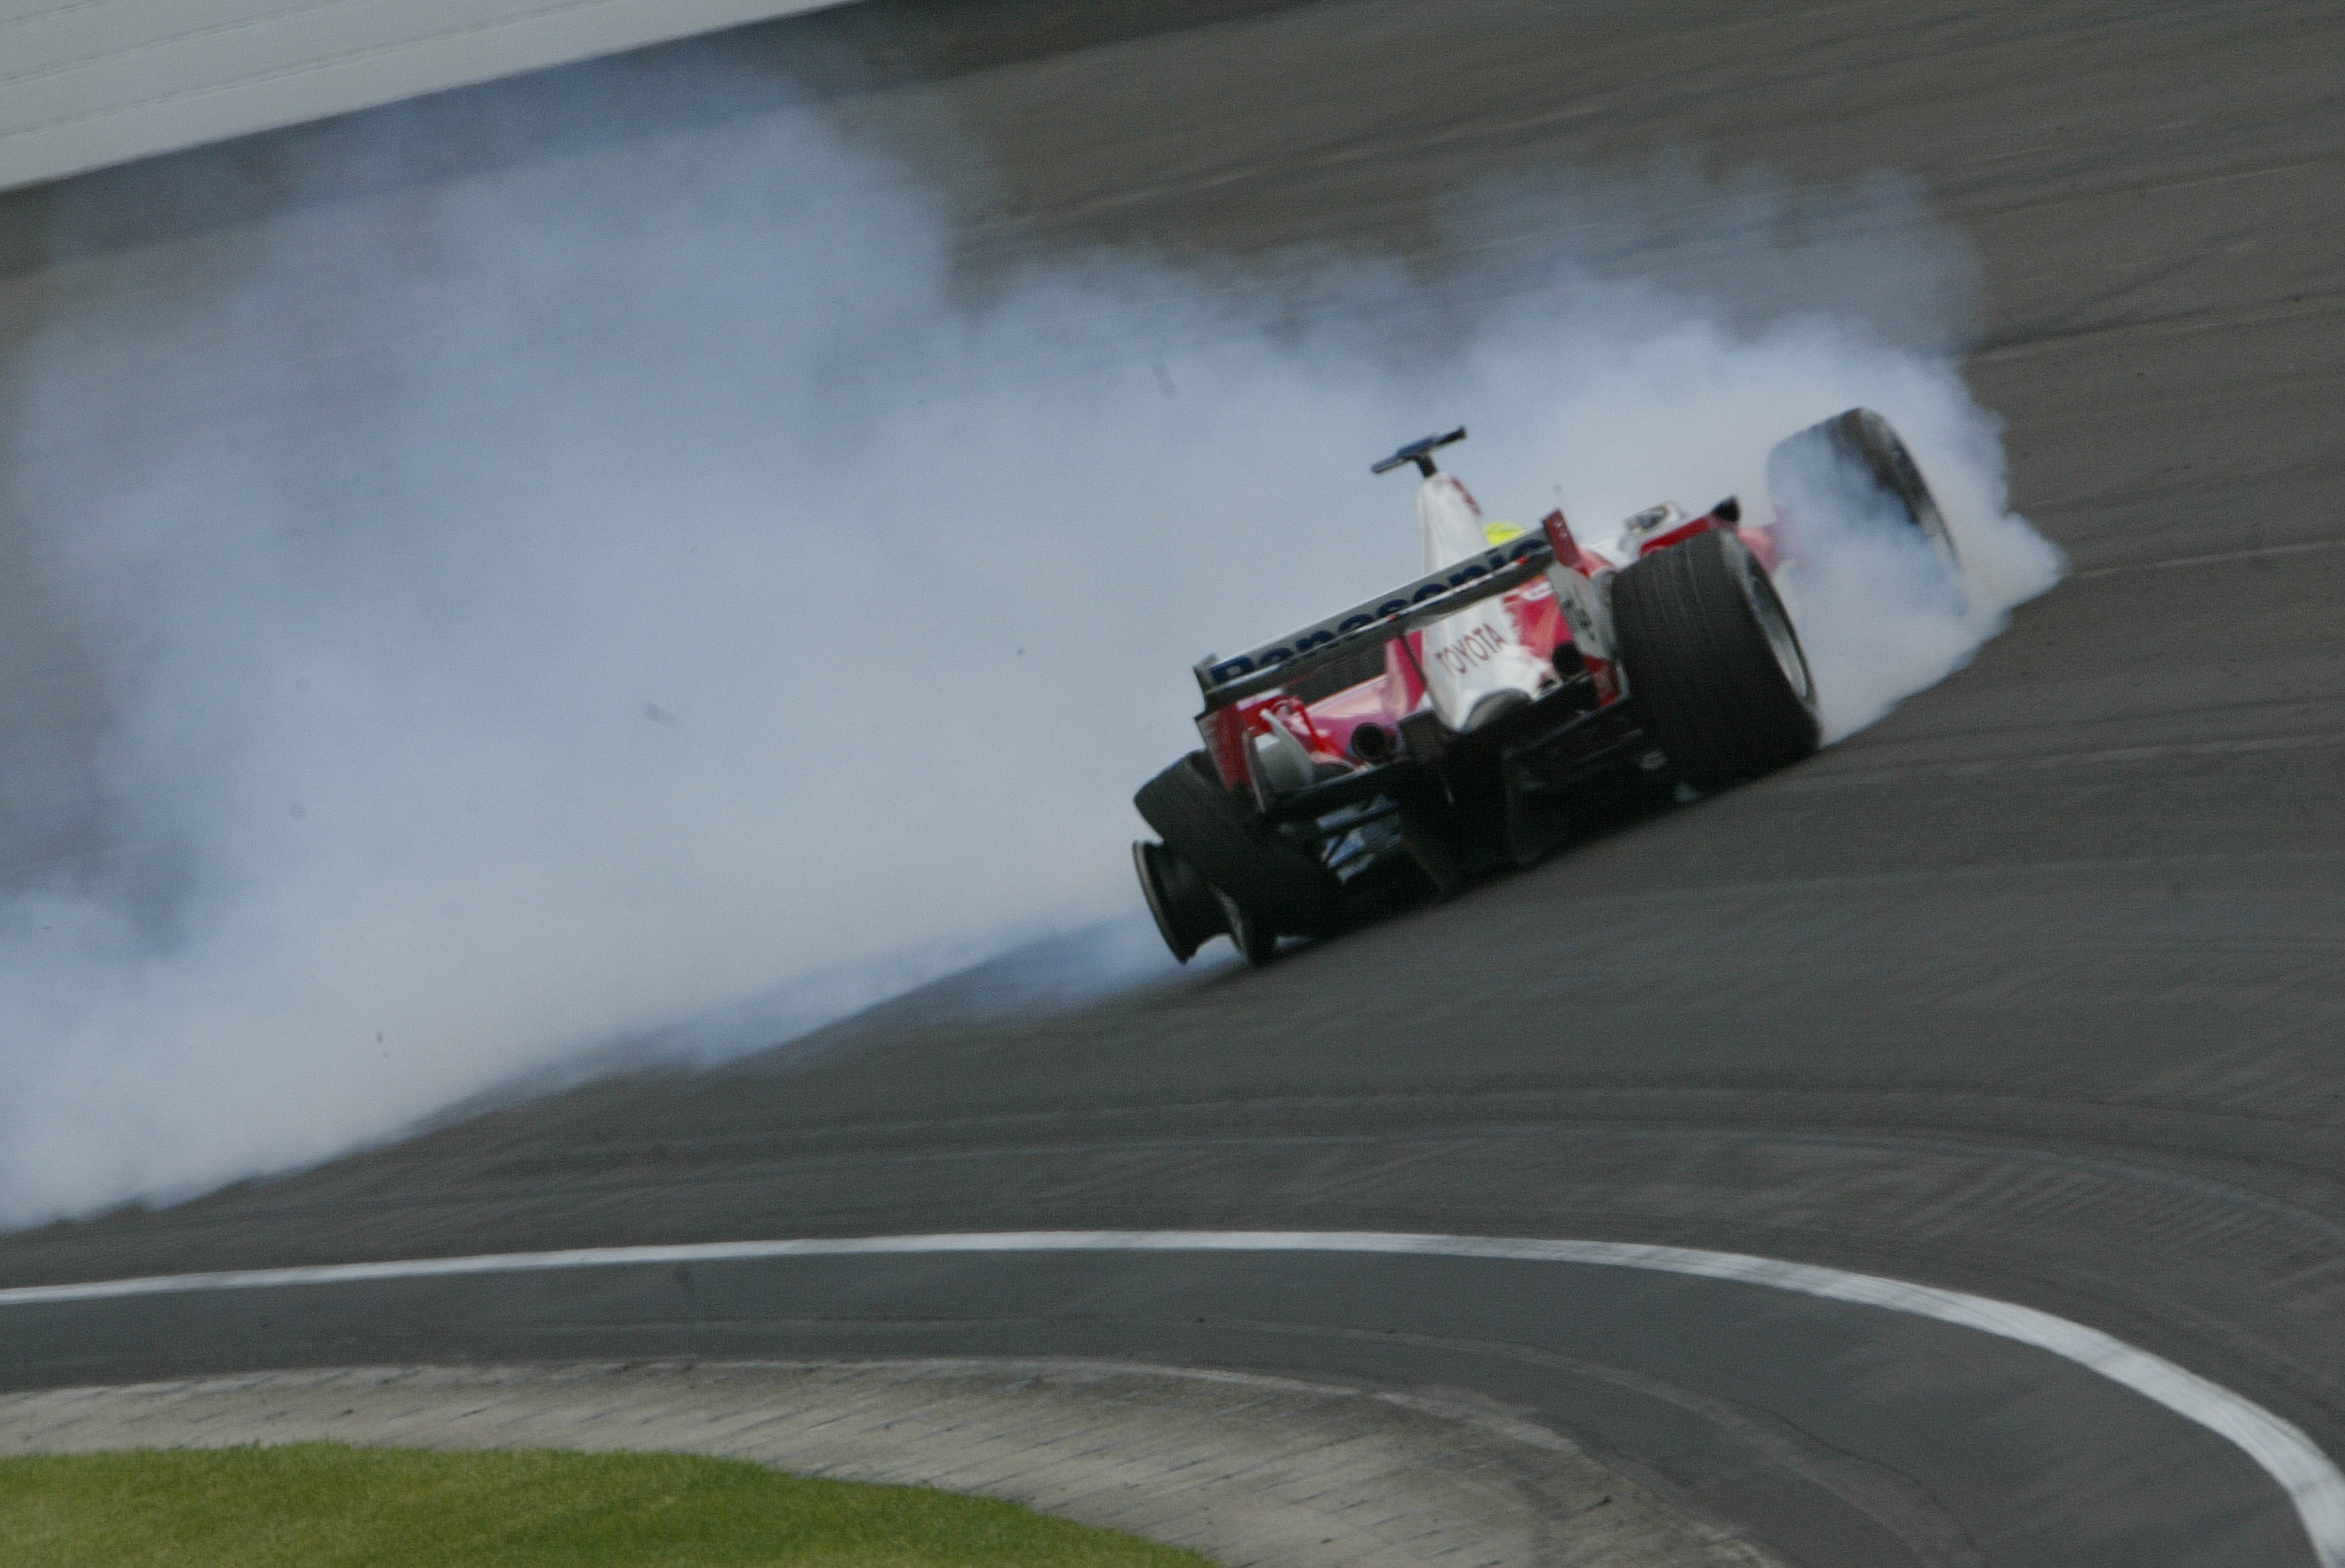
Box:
1132, 408, 1954, 964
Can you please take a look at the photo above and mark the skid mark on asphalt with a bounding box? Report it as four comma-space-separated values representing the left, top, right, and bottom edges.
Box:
1778, 730, 2345, 793
2071, 537, 2345, 578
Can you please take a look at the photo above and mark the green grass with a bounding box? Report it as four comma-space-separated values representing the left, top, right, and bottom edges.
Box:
0, 1444, 1218, 1567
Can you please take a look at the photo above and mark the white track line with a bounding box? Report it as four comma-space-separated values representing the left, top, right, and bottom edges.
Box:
5, 1228, 2340, 1565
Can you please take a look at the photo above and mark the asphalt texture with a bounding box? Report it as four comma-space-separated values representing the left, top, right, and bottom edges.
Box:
3, 2, 2343, 1566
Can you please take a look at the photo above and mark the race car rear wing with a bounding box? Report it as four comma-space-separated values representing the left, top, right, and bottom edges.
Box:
1193, 532, 1555, 708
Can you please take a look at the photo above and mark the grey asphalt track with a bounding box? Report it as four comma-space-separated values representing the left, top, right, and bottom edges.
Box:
3, 2, 2342, 1565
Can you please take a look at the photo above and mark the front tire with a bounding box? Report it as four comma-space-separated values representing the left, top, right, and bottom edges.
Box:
1612, 529, 1820, 790
1767, 407, 1958, 567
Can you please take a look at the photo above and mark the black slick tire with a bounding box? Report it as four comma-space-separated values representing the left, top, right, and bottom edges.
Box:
1133, 752, 1339, 936
1215, 889, 1281, 967
1132, 840, 1225, 963
1766, 407, 1957, 566
1611, 529, 1821, 791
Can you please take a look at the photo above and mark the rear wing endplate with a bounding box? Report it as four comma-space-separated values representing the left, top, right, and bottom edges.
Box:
1193, 533, 1554, 708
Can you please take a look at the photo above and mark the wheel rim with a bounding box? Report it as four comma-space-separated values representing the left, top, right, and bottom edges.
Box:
1741, 550, 1815, 705
1133, 841, 1222, 963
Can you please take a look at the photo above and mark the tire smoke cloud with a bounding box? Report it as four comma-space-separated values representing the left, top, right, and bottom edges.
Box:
0, 78, 2058, 1226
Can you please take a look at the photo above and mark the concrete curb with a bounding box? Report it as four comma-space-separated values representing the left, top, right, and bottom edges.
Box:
0, 1358, 1788, 1567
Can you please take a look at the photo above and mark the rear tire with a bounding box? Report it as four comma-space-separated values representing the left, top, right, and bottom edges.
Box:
1133, 752, 1339, 937
1612, 529, 1820, 790
1132, 840, 1224, 963
1767, 407, 1957, 567
1215, 889, 1281, 967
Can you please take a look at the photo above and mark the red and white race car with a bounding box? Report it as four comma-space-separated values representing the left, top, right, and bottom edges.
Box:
1132, 408, 1954, 964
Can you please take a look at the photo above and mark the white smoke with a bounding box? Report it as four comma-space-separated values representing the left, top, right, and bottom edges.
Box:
0, 87, 2056, 1225
1460, 305, 2062, 741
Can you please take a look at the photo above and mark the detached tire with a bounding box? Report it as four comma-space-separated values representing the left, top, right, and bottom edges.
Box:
1766, 407, 1957, 566
1134, 753, 1339, 944
1612, 530, 1821, 790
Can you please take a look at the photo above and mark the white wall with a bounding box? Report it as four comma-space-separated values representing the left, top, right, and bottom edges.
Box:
0, 0, 850, 192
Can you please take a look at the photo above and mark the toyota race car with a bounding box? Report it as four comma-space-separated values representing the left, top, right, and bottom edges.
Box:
1131, 408, 1956, 965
